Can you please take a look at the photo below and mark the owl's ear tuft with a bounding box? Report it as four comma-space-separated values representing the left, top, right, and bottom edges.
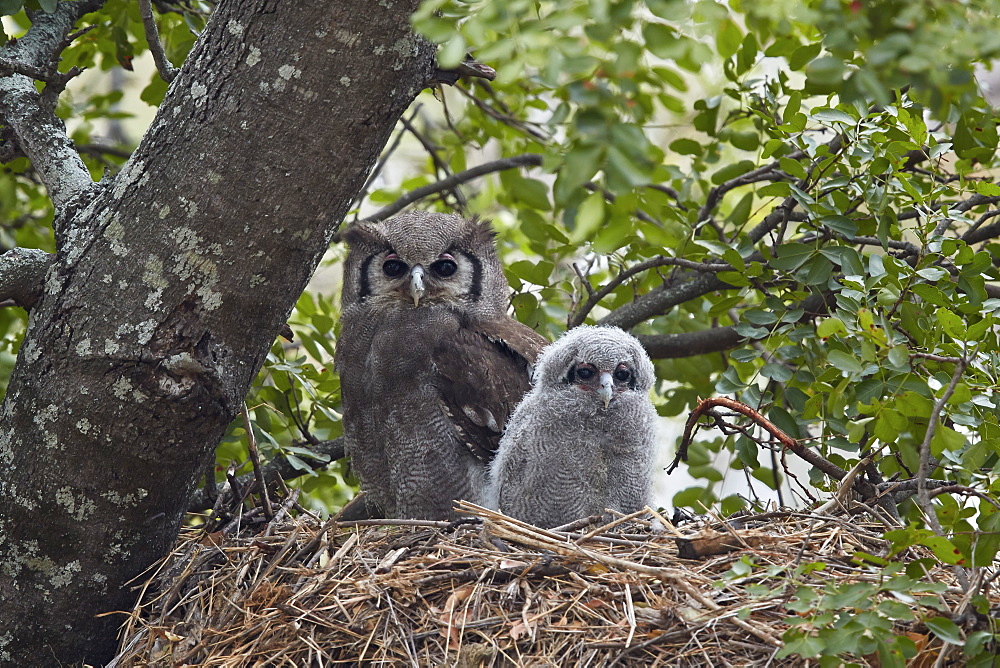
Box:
342, 222, 387, 249
455, 216, 498, 251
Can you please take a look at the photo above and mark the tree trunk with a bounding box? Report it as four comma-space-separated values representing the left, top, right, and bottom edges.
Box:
0, 1, 433, 664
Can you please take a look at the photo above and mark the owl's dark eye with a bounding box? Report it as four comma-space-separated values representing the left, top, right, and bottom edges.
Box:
576, 365, 596, 380
431, 258, 458, 278
614, 367, 632, 383
382, 257, 408, 278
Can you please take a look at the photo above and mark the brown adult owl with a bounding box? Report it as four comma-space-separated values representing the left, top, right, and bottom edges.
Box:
336, 212, 548, 519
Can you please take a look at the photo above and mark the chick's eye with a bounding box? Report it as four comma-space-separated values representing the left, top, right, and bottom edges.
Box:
431, 258, 458, 277
576, 365, 595, 380
614, 368, 632, 382
382, 257, 408, 278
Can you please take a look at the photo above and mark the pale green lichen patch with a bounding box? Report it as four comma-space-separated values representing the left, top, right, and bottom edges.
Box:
0, 630, 12, 662
102, 217, 129, 256
49, 559, 82, 589
0, 428, 12, 466
3, 539, 44, 578
75, 338, 91, 356
112, 376, 134, 400
112, 159, 146, 200
169, 226, 204, 251
55, 487, 95, 522
101, 488, 148, 507
278, 64, 301, 80
227, 19, 244, 36
33, 404, 58, 429
136, 319, 157, 345
145, 288, 164, 310
246, 46, 261, 67
178, 196, 199, 218
76, 419, 92, 434
143, 256, 169, 290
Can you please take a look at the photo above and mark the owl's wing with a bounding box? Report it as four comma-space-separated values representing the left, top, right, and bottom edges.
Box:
434, 316, 548, 462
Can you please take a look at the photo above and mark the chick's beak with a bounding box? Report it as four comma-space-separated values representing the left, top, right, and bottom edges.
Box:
409, 265, 426, 306
598, 371, 614, 409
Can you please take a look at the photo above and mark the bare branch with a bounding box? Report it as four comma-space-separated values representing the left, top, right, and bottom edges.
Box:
599, 272, 728, 330
599, 198, 798, 330
359, 153, 543, 223
0, 2, 102, 215
670, 397, 849, 481
570, 255, 729, 328
916, 358, 968, 535
636, 327, 743, 359
0, 248, 55, 309
138, 0, 179, 83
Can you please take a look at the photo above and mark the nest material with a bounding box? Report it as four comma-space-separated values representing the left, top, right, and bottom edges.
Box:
112, 502, 980, 666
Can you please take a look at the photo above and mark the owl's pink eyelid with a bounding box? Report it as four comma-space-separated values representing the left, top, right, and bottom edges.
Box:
439, 253, 455, 261
385, 253, 399, 260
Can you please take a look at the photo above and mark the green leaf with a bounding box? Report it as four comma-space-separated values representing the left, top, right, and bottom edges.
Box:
771, 243, 814, 271
975, 181, 1000, 196
712, 159, 756, 185
761, 362, 793, 382
924, 616, 964, 644
508, 260, 554, 286
828, 350, 863, 374
788, 42, 822, 71
438, 35, 467, 69
716, 19, 742, 59
936, 307, 966, 340
820, 215, 858, 237
669, 138, 702, 155
816, 317, 847, 339
0, 0, 24, 16
570, 191, 605, 243
812, 108, 856, 126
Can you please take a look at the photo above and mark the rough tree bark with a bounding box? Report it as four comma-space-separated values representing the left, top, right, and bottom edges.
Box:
0, 1, 433, 664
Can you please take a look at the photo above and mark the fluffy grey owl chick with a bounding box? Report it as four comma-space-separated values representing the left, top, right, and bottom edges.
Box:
336, 212, 548, 520
488, 326, 658, 528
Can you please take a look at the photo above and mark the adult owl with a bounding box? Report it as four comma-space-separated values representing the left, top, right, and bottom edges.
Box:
488, 326, 658, 529
336, 212, 548, 520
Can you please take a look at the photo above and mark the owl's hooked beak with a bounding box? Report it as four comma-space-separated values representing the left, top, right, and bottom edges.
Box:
409, 265, 426, 306
598, 371, 614, 409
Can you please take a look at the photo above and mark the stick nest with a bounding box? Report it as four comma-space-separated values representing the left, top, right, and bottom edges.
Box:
112, 502, 985, 666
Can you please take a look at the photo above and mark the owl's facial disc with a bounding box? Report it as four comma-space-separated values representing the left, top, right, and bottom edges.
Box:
409, 265, 426, 306
567, 361, 635, 409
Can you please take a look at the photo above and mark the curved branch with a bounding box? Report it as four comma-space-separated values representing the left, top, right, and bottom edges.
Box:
570, 256, 729, 328
599, 272, 730, 329
636, 290, 831, 359
360, 153, 543, 222
186, 437, 345, 512
0, 248, 55, 309
636, 327, 743, 359
0, 2, 101, 215
599, 198, 798, 330
670, 396, 848, 479
139, 0, 179, 83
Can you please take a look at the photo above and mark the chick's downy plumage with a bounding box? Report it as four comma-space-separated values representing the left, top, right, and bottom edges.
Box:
488, 326, 658, 528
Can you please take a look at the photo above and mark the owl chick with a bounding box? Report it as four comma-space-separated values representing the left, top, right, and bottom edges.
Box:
488, 326, 658, 528
336, 212, 548, 520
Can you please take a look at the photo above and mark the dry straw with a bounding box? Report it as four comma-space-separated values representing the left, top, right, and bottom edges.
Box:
111, 501, 988, 666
